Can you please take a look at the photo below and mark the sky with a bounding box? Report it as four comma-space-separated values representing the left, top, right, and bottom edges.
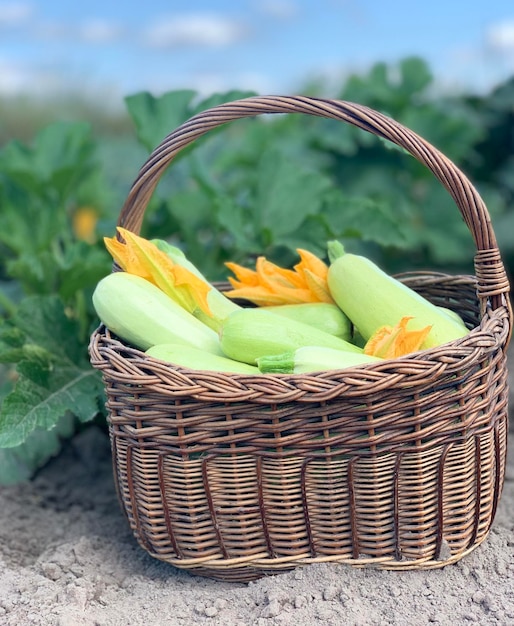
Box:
1, 0, 514, 105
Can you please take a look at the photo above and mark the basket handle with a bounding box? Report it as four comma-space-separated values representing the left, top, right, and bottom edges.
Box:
117, 95, 511, 321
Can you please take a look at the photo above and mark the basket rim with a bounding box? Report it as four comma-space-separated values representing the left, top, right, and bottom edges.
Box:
90, 300, 510, 385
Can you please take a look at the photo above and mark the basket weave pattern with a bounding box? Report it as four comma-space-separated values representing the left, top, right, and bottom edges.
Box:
89, 96, 511, 581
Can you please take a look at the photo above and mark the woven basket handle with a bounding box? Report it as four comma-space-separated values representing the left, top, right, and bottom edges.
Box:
118, 95, 511, 319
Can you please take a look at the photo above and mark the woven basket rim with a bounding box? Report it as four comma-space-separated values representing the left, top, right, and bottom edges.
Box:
90, 300, 509, 384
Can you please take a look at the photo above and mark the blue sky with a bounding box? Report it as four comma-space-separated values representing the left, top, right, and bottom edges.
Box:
1, 0, 514, 104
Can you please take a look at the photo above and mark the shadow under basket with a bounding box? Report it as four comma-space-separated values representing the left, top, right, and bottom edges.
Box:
89, 96, 512, 582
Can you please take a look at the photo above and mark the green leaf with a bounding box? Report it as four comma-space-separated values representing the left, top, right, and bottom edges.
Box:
215, 194, 258, 253
398, 57, 433, 97
0, 192, 62, 256
376, 135, 411, 157
322, 190, 411, 248
0, 121, 95, 199
400, 103, 482, 163
13, 295, 84, 363
0, 366, 101, 447
309, 119, 361, 155
495, 210, 514, 253
6, 250, 60, 294
166, 188, 215, 240
0, 325, 25, 348
0, 412, 75, 484
57, 242, 111, 301
125, 89, 258, 157
0, 295, 104, 448
125, 90, 197, 152
190, 90, 257, 117
274, 215, 330, 259
0, 122, 100, 264
0, 325, 26, 363
255, 149, 332, 240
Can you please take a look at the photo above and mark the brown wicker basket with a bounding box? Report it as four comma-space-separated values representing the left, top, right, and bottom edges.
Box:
89, 96, 512, 582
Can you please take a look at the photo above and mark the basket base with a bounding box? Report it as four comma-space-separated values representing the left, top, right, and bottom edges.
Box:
135, 533, 490, 582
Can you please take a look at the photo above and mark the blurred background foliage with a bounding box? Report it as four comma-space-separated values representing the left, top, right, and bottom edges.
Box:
0, 56, 513, 481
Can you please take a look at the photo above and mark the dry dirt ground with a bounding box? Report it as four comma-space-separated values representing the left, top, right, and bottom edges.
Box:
0, 344, 513, 626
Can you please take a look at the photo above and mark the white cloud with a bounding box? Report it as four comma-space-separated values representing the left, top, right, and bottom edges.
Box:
486, 20, 514, 52
17, 15, 124, 45
0, 55, 126, 107
432, 39, 514, 94
0, 58, 29, 94
142, 13, 248, 48
33, 18, 69, 40
0, 1, 33, 26
254, 0, 298, 20
0, 57, 62, 96
78, 19, 123, 44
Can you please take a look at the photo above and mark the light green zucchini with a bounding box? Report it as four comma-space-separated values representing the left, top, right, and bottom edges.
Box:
262, 302, 352, 341
327, 241, 469, 349
92, 272, 222, 354
437, 306, 468, 329
219, 308, 363, 365
257, 346, 382, 374
146, 343, 259, 374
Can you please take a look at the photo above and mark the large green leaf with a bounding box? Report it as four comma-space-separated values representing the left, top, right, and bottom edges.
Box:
255, 149, 332, 241
0, 365, 101, 447
215, 194, 259, 255
322, 190, 411, 249
0, 295, 104, 449
0, 412, 75, 484
0, 121, 95, 199
125, 89, 257, 154
125, 90, 197, 152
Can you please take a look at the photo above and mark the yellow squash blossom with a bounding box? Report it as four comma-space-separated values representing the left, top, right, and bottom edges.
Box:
73, 206, 98, 243
104, 227, 212, 317
364, 316, 432, 359
224, 249, 334, 306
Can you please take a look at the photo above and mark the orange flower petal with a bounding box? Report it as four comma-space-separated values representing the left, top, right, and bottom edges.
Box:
224, 249, 332, 306
224, 261, 260, 286
106, 228, 212, 317
364, 324, 399, 359
302, 269, 335, 303
223, 286, 314, 306
117, 228, 179, 291
73, 207, 98, 243
364, 317, 432, 359
394, 318, 433, 355
294, 249, 329, 281
104, 235, 154, 280
171, 265, 212, 317
256, 257, 305, 291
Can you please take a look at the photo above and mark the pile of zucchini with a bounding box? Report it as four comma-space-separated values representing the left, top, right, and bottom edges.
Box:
93, 238, 469, 375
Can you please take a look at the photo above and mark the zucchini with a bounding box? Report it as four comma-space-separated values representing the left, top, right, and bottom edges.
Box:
263, 302, 352, 340
258, 345, 382, 374
92, 272, 222, 354
327, 242, 469, 349
219, 308, 363, 365
146, 343, 259, 374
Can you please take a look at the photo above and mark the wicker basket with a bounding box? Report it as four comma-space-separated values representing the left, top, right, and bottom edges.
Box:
89, 96, 512, 582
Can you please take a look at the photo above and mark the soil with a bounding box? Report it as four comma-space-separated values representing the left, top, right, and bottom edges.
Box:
1, 344, 513, 626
